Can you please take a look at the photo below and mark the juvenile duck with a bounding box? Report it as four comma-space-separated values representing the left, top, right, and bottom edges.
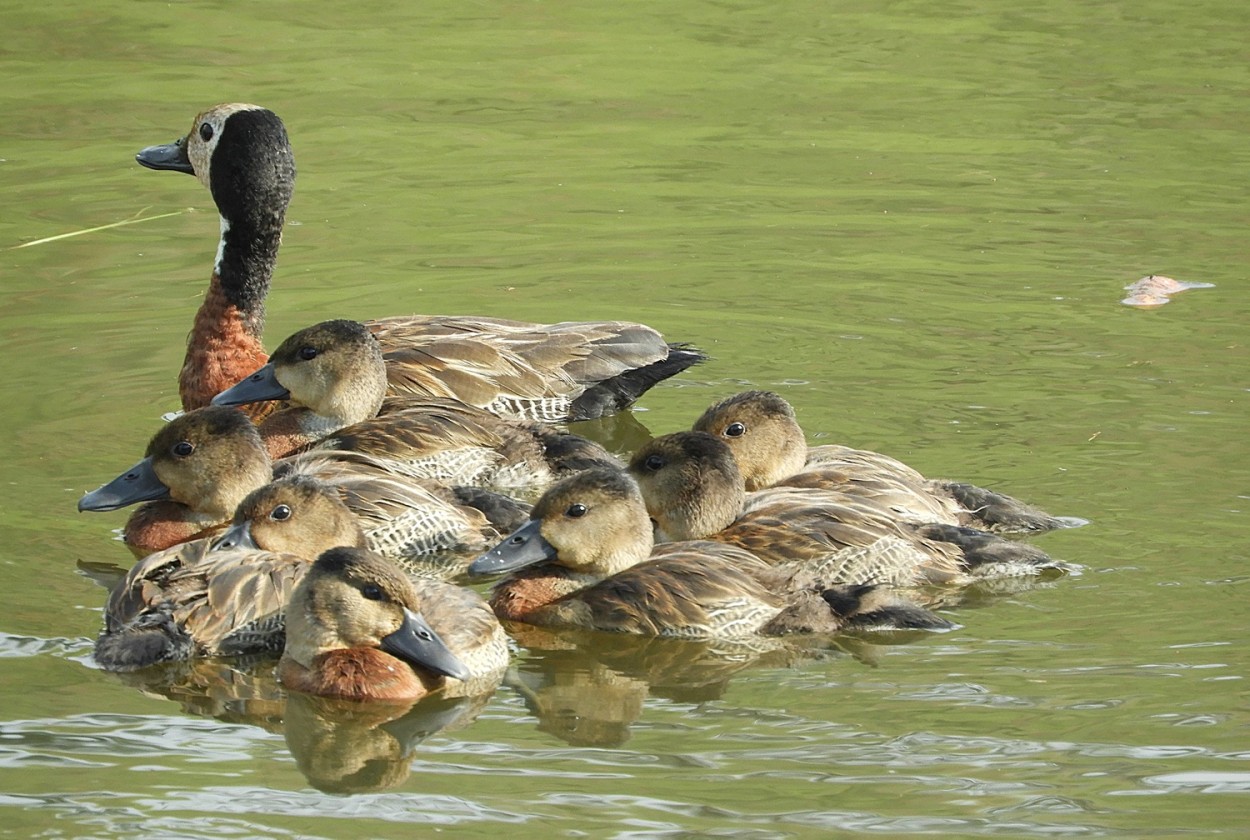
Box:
693, 391, 1081, 534
94, 475, 367, 671
281, 547, 508, 701
137, 103, 705, 419
469, 468, 954, 637
78, 405, 527, 564
212, 319, 621, 486
627, 432, 1068, 586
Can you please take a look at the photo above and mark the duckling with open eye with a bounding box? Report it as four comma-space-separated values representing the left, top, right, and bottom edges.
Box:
212, 319, 622, 485
94, 474, 367, 671
627, 431, 1071, 586
693, 391, 1083, 534
469, 468, 954, 637
136, 103, 705, 420
280, 547, 507, 702
78, 405, 528, 566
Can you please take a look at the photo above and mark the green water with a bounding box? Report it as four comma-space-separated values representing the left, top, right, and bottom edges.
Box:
3, 0, 1248, 835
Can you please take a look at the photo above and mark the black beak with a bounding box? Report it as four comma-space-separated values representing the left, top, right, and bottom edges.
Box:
467, 519, 557, 577
212, 521, 258, 551
135, 137, 195, 175
211, 363, 290, 406
379, 608, 471, 682
78, 457, 171, 512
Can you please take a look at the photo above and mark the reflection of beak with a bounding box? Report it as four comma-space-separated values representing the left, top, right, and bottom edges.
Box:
379, 608, 470, 682
78, 457, 171, 512
135, 137, 195, 175
212, 521, 258, 552
211, 363, 290, 406
467, 519, 556, 577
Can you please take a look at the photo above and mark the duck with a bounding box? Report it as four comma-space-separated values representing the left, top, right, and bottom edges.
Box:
280, 546, 508, 702
136, 103, 705, 420
693, 390, 1082, 534
94, 474, 368, 671
627, 431, 1070, 586
468, 468, 954, 637
78, 405, 528, 566
210, 319, 622, 488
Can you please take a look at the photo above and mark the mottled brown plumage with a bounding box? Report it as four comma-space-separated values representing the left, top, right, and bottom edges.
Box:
78, 406, 525, 568
139, 104, 704, 420
214, 319, 622, 486
470, 469, 952, 637
94, 476, 368, 671
628, 431, 1067, 586
693, 390, 1080, 533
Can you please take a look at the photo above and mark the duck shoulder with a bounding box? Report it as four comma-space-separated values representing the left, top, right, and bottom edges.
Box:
97, 539, 306, 670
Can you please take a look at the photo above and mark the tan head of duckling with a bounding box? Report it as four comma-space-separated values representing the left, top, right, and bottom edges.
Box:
282, 547, 469, 690
527, 468, 654, 578
627, 431, 747, 542
269, 320, 388, 428
691, 391, 808, 491
219, 474, 365, 556
145, 406, 273, 520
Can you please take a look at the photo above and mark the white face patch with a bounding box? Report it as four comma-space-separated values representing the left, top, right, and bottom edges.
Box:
185, 102, 265, 189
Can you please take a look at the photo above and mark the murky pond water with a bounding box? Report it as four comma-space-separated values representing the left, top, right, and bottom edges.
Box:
3, 1, 1247, 836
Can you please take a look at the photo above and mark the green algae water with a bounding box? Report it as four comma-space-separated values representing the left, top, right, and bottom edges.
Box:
2, 0, 1247, 835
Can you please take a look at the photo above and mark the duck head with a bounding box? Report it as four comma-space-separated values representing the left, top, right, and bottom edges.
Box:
212, 474, 366, 556
470, 468, 652, 579
627, 431, 747, 541
213, 320, 387, 432
285, 546, 470, 683
78, 406, 271, 520
137, 103, 295, 231
691, 390, 808, 491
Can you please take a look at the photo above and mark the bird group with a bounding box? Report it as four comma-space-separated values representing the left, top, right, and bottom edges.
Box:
79, 103, 1080, 706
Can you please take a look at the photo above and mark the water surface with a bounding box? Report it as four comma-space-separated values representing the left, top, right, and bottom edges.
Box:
2, 0, 1247, 836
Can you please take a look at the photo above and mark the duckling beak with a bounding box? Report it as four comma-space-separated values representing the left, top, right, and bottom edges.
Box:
468, 519, 557, 577
211, 363, 290, 406
211, 521, 258, 552
135, 137, 195, 175
78, 457, 171, 512
380, 607, 471, 682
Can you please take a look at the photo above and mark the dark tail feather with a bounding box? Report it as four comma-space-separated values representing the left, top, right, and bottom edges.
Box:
915, 522, 1073, 577
933, 480, 1087, 534
451, 486, 532, 534
822, 584, 958, 632
568, 343, 708, 420
94, 608, 194, 672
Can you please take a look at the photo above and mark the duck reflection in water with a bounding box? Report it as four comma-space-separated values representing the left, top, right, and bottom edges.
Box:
107, 654, 494, 793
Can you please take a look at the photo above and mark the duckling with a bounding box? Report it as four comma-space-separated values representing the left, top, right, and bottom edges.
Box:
693, 391, 1081, 534
469, 468, 954, 637
211, 319, 622, 484
94, 475, 367, 671
280, 547, 508, 701
137, 103, 705, 419
627, 432, 1068, 586
78, 405, 527, 566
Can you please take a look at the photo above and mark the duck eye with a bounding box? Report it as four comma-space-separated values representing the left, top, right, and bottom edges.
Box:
298, 346, 318, 361
270, 504, 292, 521
199, 123, 214, 143
725, 422, 747, 438
565, 503, 588, 518
172, 441, 195, 457
361, 583, 384, 601
643, 454, 665, 472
